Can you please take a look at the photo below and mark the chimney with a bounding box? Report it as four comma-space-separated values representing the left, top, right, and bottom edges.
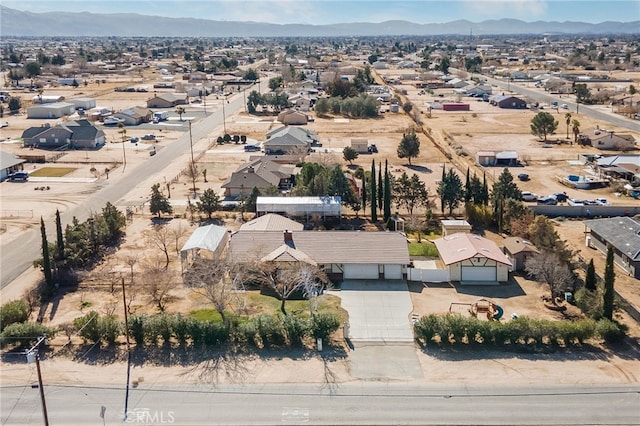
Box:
283, 229, 293, 245
247, 166, 255, 173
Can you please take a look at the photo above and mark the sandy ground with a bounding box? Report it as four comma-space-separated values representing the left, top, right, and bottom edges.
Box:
2, 67, 640, 388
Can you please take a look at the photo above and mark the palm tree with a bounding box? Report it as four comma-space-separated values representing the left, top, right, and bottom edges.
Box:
175, 106, 186, 121
564, 112, 572, 140
571, 119, 581, 144
117, 122, 127, 142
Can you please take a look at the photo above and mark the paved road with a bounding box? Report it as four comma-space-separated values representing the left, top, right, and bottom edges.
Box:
1, 382, 638, 425
483, 74, 640, 133
0, 84, 255, 289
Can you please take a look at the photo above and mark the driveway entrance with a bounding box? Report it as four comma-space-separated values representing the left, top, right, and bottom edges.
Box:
339, 280, 414, 343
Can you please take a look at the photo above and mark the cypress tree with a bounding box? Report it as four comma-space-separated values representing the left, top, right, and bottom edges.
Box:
603, 246, 615, 320
464, 168, 471, 202
377, 163, 383, 211
585, 258, 596, 291
40, 217, 53, 287
440, 164, 446, 213
383, 160, 391, 222
361, 169, 367, 216
481, 173, 489, 205
55, 209, 64, 260
370, 160, 377, 222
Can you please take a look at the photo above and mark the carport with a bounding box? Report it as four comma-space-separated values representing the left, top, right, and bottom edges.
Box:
339, 280, 414, 343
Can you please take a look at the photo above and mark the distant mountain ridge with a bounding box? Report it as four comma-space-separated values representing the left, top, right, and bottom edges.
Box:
1, 6, 638, 37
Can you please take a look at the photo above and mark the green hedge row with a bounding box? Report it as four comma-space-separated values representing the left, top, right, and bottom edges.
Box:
0, 300, 31, 332
0, 322, 56, 348
71, 311, 341, 348
414, 314, 625, 346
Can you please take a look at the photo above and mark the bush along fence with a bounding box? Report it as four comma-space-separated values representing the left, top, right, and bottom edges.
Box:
0, 311, 342, 351
413, 314, 626, 347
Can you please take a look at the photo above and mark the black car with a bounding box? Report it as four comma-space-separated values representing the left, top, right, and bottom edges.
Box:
517, 173, 529, 181
553, 192, 568, 202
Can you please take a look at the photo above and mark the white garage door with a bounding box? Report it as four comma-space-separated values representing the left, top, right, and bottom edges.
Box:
383, 264, 403, 280
343, 264, 379, 280
461, 266, 496, 282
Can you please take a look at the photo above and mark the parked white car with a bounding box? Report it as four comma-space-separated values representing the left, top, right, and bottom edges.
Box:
521, 191, 538, 202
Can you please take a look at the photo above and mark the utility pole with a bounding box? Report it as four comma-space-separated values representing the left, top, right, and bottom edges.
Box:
122, 277, 131, 421
222, 96, 227, 134
121, 139, 127, 172
188, 120, 197, 199
27, 336, 49, 426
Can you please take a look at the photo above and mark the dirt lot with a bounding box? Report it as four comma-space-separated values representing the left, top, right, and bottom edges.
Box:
2, 66, 640, 387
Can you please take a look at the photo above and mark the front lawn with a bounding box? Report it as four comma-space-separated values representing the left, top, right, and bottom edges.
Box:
408, 242, 439, 257
30, 167, 76, 177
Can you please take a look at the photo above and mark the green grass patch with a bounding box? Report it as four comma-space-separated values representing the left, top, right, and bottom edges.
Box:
30, 167, 76, 177
189, 309, 223, 322
408, 242, 439, 257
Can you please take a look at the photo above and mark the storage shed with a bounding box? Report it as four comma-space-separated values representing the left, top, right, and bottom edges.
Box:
27, 102, 76, 119
68, 97, 96, 110
442, 103, 470, 111
256, 196, 341, 219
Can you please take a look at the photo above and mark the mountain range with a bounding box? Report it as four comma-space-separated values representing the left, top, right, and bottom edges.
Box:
1, 6, 638, 37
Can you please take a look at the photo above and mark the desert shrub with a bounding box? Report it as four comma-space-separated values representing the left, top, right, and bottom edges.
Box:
255, 314, 286, 347
128, 315, 146, 345
172, 314, 194, 345
73, 311, 102, 343
574, 287, 603, 320
283, 315, 310, 346
156, 314, 174, 344
443, 314, 467, 344
414, 314, 441, 344
236, 319, 260, 347
0, 322, 55, 348
488, 320, 510, 345
0, 299, 30, 332
143, 315, 162, 345
101, 315, 122, 345
311, 313, 341, 340
465, 203, 493, 227
596, 319, 625, 343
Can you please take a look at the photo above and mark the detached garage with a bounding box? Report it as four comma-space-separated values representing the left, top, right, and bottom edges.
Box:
433, 233, 512, 284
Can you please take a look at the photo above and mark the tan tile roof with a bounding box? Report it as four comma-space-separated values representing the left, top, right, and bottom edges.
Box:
502, 237, 540, 255
230, 230, 410, 265
261, 244, 317, 265
433, 233, 512, 266
240, 214, 304, 232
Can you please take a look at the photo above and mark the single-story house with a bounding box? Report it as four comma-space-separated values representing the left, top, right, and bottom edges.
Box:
502, 237, 540, 272
263, 127, 314, 155
277, 109, 309, 125
0, 151, 26, 181
256, 196, 341, 219
475, 151, 519, 167
239, 213, 304, 232
591, 132, 636, 151
22, 119, 106, 149
490, 95, 527, 109
221, 157, 296, 197
146, 93, 188, 108
26, 102, 76, 119
67, 97, 96, 110
595, 155, 640, 181
113, 107, 154, 126
585, 217, 640, 279
229, 229, 410, 280
266, 126, 318, 144
433, 233, 512, 284
465, 85, 493, 97
180, 224, 230, 272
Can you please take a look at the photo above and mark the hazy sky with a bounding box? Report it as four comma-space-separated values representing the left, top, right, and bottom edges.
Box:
3, 0, 639, 25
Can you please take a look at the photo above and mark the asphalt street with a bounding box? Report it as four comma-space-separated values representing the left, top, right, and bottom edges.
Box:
1, 382, 638, 425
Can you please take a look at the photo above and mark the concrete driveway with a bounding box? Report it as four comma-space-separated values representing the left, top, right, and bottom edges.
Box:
339, 280, 414, 343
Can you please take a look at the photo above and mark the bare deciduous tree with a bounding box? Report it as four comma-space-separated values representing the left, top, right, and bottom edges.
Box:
141, 257, 176, 312
248, 261, 327, 315
145, 224, 172, 269
170, 221, 190, 255
525, 252, 574, 302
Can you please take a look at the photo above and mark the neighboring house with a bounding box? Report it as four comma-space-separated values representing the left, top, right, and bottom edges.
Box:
263, 126, 316, 155
146, 93, 188, 108
489, 95, 527, 109
441, 220, 472, 236
179, 224, 229, 272
113, 107, 154, 126
67, 97, 96, 110
256, 196, 341, 220
0, 151, 26, 181
277, 109, 309, 125
475, 151, 519, 167
591, 132, 636, 151
239, 213, 304, 232
22, 120, 106, 149
26, 102, 76, 119
465, 84, 493, 97
221, 157, 295, 197
229, 229, 410, 280
595, 155, 640, 181
287, 94, 314, 111
433, 233, 512, 284
502, 237, 540, 272
585, 217, 640, 279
